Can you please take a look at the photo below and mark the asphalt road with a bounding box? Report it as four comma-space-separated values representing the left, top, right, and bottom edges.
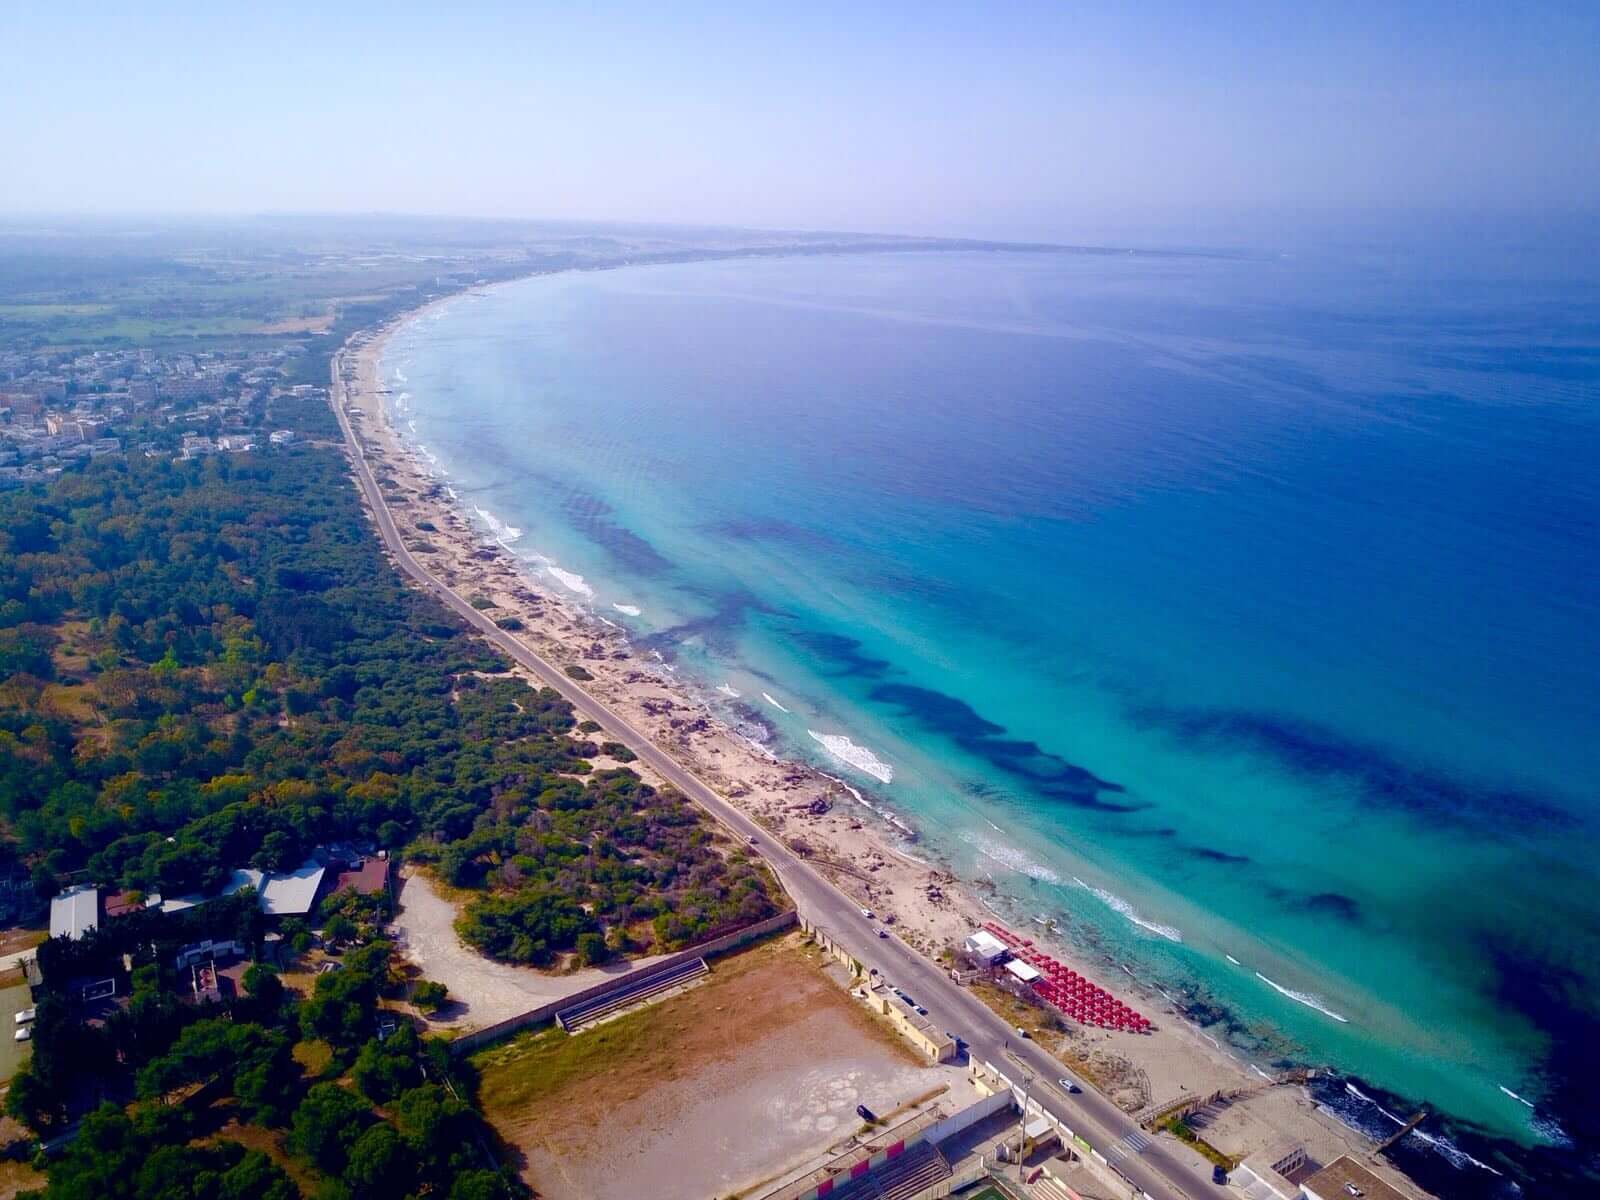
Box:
331, 342, 1214, 1200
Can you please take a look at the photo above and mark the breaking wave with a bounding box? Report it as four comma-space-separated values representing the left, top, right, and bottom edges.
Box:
1254, 972, 1349, 1023
612, 603, 642, 617
546, 565, 593, 596
472, 506, 523, 544
807, 730, 895, 784
964, 832, 1062, 884
1072, 877, 1183, 942
716, 683, 741, 699
762, 692, 791, 713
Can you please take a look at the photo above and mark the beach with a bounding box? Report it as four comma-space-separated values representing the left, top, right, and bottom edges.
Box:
335, 294, 1431, 1185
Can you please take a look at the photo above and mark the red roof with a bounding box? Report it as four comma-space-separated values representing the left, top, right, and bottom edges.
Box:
332, 857, 390, 897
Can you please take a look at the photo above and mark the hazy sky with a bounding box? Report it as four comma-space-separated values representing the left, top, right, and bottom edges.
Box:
4, 2, 1597, 240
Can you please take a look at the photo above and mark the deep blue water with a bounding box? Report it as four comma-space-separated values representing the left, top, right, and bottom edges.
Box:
387, 247, 1599, 1191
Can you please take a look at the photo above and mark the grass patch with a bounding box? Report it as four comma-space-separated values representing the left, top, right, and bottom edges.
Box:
291, 1038, 337, 1080
1162, 1117, 1237, 1170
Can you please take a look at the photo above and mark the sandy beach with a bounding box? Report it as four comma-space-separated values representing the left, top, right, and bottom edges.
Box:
337, 295, 1425, 1187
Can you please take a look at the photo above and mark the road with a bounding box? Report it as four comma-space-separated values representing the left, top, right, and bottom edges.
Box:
331, 340, 1215, 1200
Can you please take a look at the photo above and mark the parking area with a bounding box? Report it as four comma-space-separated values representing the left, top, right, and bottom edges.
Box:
0, 974, 35, 1082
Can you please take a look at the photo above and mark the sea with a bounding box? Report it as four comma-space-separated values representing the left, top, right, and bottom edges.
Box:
384, 241, 1600, 1195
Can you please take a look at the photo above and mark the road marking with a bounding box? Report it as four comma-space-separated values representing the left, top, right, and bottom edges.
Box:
1109, 1130, 1152, 1160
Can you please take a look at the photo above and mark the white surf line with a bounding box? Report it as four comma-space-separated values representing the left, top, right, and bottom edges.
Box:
716, 683, 741, 699
612, 603, 642, 616
1254, 972, 1349, 1023
806, 730, 894, 784
1071, 876, 1183, 942
762, 691, 791, 713
1225, 953, 1242, 965
1499, 1085, 1536, 1109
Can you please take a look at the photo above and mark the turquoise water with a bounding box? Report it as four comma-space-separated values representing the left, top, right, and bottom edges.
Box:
386, 248, 1598, 1179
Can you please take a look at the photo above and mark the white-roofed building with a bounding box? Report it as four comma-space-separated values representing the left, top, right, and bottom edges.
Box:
258, 861, 326, 916
221, 860, 326, 916
1004, 958, 1041, 984
963, 929, 1009, 965
50, 884, 100, 940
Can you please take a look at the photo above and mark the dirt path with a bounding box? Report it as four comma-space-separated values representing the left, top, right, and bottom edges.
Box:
391, 870, 661, 1029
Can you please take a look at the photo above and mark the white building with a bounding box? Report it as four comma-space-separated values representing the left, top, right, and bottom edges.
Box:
962, 929, 1008, 965
49, 884, 99, 940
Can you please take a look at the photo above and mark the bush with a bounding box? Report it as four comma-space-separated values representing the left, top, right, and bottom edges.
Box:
564, 664, 594, 681
411, 980, 449, 1012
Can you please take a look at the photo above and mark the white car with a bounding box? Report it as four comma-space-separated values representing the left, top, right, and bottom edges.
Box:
13, 1008, 34, 1025
861, 908, 874, 919
13, 1026, 30, 1042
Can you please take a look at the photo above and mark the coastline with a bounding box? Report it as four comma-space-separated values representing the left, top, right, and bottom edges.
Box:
338, 281, 1443, 1195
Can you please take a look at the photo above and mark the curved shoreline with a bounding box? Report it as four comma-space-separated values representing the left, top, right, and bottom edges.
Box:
341, 269, 1565, 1197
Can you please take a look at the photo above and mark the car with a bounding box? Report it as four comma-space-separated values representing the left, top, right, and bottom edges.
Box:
855, 1104, 876, 1122
1213, 1165, 1229, 1185
13, 1008, 34, 1025
13, 1027, 29, 1043
1058, 1077, 1081, 1094
861, 908, 874, 919
915, 1005, 928, 1016
1016, 1026, 1030, 1039
877, 928, 889, 938
1342, 1187, 1364, 1199
747, 835, 759, 845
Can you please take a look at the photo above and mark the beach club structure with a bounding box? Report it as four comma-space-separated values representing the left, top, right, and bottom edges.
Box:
968, 921, 1151, 1033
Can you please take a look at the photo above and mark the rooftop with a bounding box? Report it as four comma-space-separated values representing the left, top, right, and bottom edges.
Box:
49, 884, 99, 940
1303, 1155, 1414, 1200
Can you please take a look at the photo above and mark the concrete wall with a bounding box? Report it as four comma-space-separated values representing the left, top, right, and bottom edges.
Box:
448, 909, 797, 1056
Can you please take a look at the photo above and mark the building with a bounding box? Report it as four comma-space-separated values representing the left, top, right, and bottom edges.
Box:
49, 884, 99, 941
866, 986, 956, 1063
1004, 958, 1042, 985
330, 854, 390, 901
268, 429, 295, 445
1302, 1156, 1413, 1200
963, 929, 1009, 966
222, 860, 327, 917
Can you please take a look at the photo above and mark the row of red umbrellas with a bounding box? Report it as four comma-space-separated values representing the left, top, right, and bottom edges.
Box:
983, 921, 1151, 1032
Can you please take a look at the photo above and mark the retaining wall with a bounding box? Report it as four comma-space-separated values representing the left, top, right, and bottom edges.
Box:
448, 909, 798, 1055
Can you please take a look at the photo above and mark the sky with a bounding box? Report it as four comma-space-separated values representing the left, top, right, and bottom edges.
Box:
3, 2, 1598, 242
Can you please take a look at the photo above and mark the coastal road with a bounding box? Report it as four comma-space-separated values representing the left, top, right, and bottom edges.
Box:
331, 341, 1215, 1200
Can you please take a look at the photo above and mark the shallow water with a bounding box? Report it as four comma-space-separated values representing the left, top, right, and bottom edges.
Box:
387, 247, 1599, 1182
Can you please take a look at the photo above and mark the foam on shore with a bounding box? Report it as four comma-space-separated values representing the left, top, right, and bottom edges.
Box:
472, 506, 523, 544
807, 730, 894, 784
612, 603, 642, 617
965, 831, 1062, 885
546, 564, 593, 596
1255, 972, 1349, 1022
1073, 876, 1183, 942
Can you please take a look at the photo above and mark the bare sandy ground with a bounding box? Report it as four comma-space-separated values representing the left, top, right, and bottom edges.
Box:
474, 938, 966, 1200
391, 871, 662, 1029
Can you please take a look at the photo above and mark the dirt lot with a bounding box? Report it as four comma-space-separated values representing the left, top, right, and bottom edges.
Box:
473, 934, 962, 1200
391, 870, 664, 1029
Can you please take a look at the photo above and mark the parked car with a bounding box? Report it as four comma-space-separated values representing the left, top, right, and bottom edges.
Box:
855, 1104, 876, 1122
13, 1008, 34, 1025
860, 908, 874, 919
1058, 1077, 1081, 1094
13, 1027, 29, 1043
1016, 1026, 1030, 1039
1213, 1165, 1229, 1185
877, 928, 889, 938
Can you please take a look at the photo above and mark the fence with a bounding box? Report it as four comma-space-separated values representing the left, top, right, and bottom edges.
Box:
447, 909, 798, 1055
